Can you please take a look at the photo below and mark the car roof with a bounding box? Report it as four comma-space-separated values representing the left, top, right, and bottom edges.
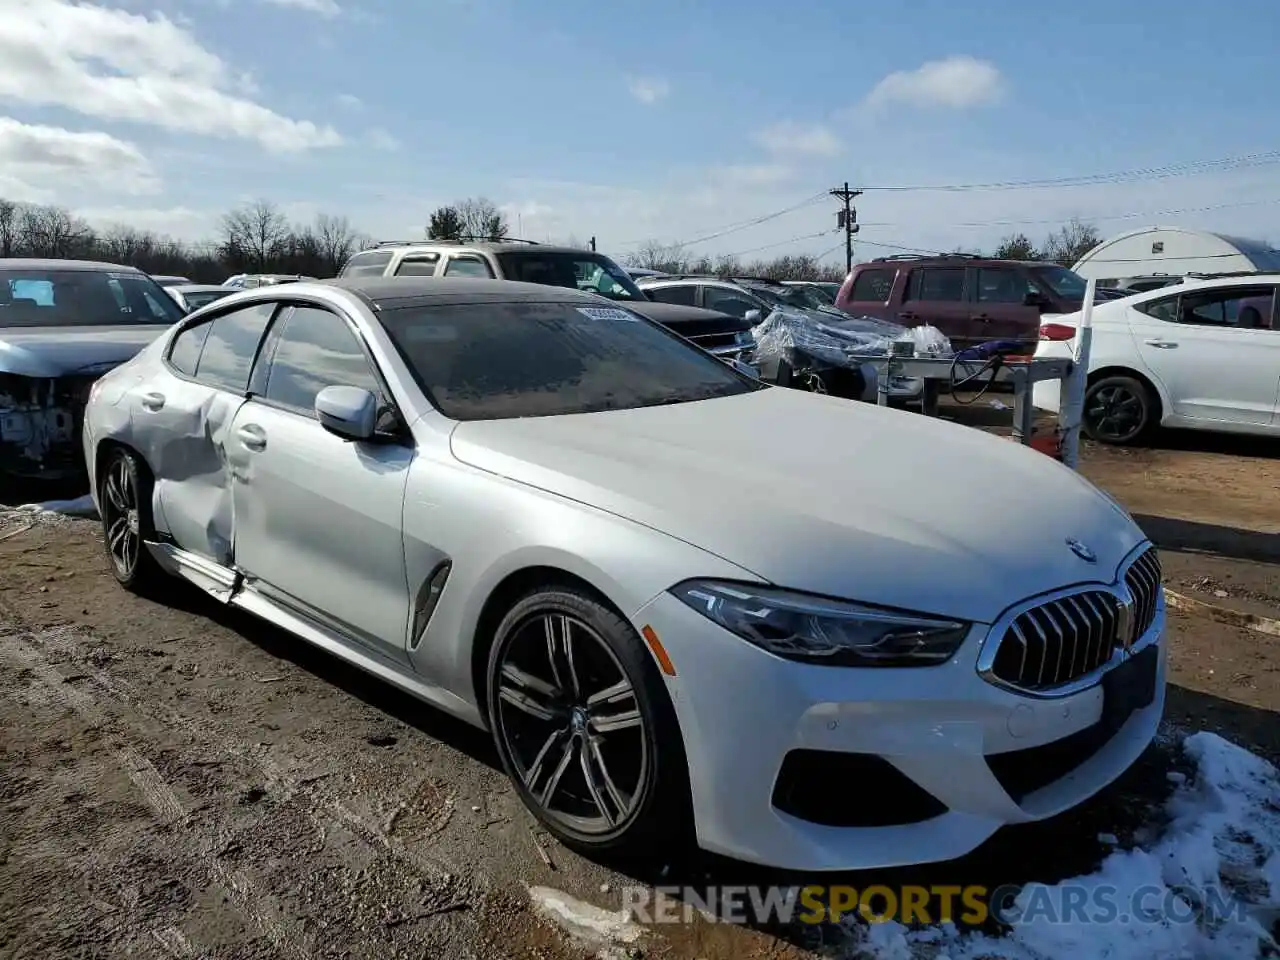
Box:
363, 241, 608, 257
319, 276, 616, 307
0, 258, 142, 273
172, 283, 231, 293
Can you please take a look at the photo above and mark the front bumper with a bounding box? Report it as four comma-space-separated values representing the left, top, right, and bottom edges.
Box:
0, 372, 101, 479
632, 586, 1166, 871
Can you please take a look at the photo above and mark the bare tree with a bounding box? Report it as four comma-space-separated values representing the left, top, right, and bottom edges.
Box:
0, 199, 19, 257
1041, 219, 1100, 267
220, 200, 290, 270
455, 197, 508, 240
628, 240, 689, 273
993, 233, 1039, 261
314, 213, 360, 275
19, 204, 92, 258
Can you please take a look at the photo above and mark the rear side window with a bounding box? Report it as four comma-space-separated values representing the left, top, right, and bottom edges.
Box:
395, 254, 439, 277
645, 285, 696, 306
850, 269, 894, 302
192, 302, 276, 393
168, 321, 212, 376
263, 306, 382, 415
907, 268, 965, 302
340, 250, 393, 277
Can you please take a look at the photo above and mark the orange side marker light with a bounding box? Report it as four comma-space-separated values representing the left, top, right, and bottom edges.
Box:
641, 625, 678, 677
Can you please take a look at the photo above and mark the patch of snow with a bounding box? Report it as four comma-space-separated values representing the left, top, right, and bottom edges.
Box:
847, 733, 1278, 959
529, 885, 645, 956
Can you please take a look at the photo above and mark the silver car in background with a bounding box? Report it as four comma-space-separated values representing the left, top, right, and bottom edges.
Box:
81, 276, 1163, 871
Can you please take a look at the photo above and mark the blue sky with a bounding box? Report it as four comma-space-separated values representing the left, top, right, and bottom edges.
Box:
3, 0, 1280, 267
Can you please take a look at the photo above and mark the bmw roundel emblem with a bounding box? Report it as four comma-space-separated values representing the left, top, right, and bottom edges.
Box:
1066, 538, 1097, 562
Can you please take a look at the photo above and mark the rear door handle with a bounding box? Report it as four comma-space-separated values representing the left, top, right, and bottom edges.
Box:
237, 424, 267, 451
1144, 339, 1178, 348
140, 392, 165, 411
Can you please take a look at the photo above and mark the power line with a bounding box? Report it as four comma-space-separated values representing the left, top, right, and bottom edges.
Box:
856, 150, 1280, 193
722, 230, 836, 259
614, 191, 828, 249
857, 196, 1280, 230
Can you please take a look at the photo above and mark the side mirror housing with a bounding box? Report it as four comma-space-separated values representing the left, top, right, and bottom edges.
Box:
744, 308, 763, 325
315, 385, 377, 441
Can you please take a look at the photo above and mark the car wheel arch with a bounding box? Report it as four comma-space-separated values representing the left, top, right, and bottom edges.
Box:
1087, 365, 1166, 424
468, 564, 639, 726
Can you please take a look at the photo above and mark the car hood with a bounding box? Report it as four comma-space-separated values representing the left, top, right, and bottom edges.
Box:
625, 300, 753, 334
450, 387, 1146, 623
0, 325, 170, 378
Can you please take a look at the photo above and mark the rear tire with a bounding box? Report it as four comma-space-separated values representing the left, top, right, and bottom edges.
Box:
1082, 374, 1156, 445
99, 447, 163, 594
485, 585, 690, 855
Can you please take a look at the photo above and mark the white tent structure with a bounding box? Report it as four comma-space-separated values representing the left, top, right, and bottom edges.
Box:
1072, 225, 1280, 282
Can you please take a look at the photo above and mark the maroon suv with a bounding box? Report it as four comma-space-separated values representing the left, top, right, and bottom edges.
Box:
835, 254, 1095, 351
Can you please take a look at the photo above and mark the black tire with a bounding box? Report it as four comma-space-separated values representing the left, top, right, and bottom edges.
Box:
485, 585, 689, 855
99, 447, 163, 594
1083, 374, 1156, 445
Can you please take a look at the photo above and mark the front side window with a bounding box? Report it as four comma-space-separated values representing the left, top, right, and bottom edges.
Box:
1032, 265, 1089, 300
907, 268, 965, 302
191, 302, 276, 393
0, 269, 185, 327
262, 306, 382, 415
377, 299, 763, 420
704, 287, 764, 319
340, 250, 394, 278
496, 252, 647, 302
443, 256, 494, 278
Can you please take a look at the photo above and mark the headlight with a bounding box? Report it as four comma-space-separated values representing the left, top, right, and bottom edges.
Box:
670, 580, 969, 667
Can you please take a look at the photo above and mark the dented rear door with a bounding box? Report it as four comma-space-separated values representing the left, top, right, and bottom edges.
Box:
131, 302, 279, 564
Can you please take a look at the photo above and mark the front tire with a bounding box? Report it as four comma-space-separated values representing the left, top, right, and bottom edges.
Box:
486, 586, 688, 855
99, 447, 163, 594
1083, 374, 1155, 445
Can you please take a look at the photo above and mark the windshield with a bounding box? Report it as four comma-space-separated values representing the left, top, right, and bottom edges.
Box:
495, 252, 649, 302
1033, 265, 1089, 300
377, 299, 762, 420
0, 269, 185, 327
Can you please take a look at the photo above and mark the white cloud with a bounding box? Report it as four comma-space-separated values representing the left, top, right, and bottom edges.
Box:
754, 122, 842, 158
79, 204, 214, 240
864, 55, 1005, 110
0, 0, 343, 152
368, 128, 399, 151
626, 76, 670, 105
336, 93, 363, 110
0, 117, 159, 201
714, 163, 795, 187
262, 0, 341, 15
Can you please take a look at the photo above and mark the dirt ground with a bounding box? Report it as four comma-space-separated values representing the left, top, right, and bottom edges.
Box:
1, 415, 1278, 959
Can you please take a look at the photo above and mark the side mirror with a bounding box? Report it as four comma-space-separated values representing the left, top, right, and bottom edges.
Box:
1023, 290, 1049, 309
744, 308, 763, 325
315, 385, 377, 441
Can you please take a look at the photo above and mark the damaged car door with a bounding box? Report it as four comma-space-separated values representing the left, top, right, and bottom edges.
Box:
224, 303, 415, 666
138, 300, 279, 562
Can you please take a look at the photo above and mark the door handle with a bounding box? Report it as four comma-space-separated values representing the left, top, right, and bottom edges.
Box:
971, 314, 993, 322
237, 424, 267, 451
898, 311, 920, 322
140, 392, 165, 411
1144, 339, 1178, 348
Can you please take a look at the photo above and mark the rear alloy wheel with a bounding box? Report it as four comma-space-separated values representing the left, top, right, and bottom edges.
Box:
487, 587, 687, 853
99, 448, 162, 593
1083, 375, 1155, 445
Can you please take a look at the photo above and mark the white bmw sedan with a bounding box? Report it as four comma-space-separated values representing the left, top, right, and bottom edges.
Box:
82, 277, 1165, 871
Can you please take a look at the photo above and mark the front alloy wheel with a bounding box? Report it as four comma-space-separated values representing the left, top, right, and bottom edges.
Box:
487, 587, 687, 852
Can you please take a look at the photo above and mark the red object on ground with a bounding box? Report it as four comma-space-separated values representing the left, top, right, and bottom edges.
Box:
1028, 431, 1064, 460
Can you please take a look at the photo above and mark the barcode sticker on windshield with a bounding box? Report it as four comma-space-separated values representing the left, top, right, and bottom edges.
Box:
576, 307, 639, 322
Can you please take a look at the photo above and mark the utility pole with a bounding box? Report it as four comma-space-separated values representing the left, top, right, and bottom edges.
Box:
829, 182, 862, 274
589, 236, 597, 251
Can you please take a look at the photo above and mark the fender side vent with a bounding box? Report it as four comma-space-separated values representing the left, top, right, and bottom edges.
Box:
410, 561, 452, 649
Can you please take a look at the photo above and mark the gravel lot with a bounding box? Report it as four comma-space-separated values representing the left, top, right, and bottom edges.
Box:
2, 417, 1277, 959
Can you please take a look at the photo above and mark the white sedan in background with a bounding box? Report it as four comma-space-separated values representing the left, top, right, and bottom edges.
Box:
1034, 274, 1280, 443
